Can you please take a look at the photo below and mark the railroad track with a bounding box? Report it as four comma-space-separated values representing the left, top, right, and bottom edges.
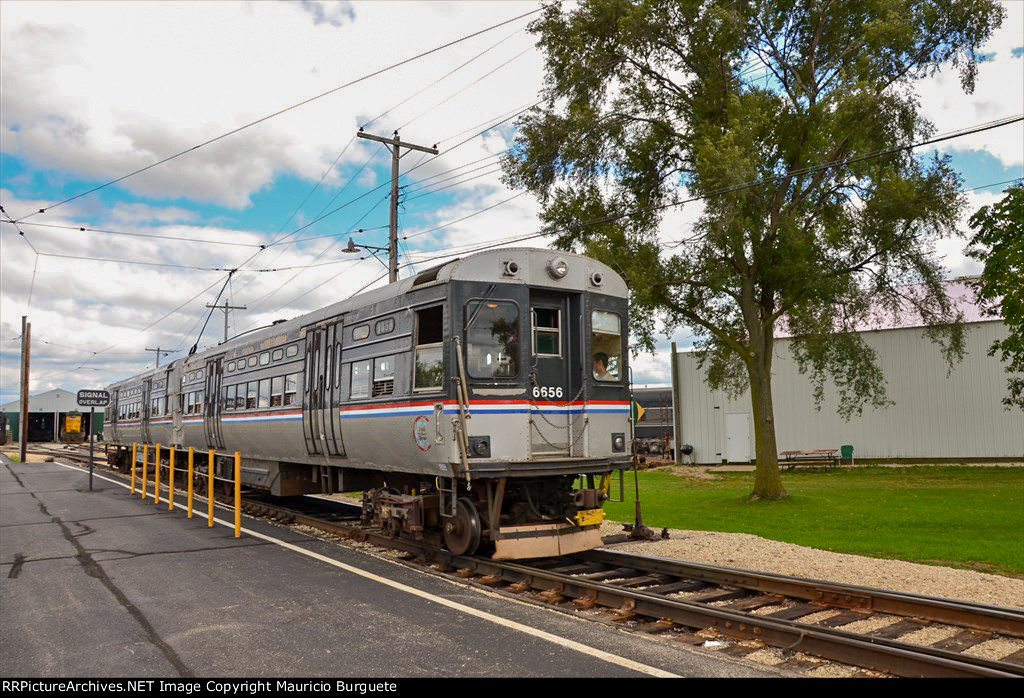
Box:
239, 494, 1024, 678
32, 450, 1024, 678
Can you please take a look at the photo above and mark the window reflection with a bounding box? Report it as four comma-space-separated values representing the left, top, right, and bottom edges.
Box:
465, 300, 519, 379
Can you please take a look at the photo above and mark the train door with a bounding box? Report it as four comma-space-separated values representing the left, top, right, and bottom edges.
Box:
302, 321, 346, 457
141, 379, 152, 444
204, 355, 225, 450
529, 291, 574, 456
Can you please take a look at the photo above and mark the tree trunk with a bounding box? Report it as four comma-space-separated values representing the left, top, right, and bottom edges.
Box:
748, 350, 787, 500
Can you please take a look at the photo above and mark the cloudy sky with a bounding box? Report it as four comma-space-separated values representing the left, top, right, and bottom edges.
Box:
1, 0, 1022, 403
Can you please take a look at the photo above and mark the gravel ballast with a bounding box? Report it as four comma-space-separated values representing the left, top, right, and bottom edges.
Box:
600, 523, 1024, 609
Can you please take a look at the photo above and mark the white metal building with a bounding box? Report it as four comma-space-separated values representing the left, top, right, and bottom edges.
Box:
673, 316, 1023, 463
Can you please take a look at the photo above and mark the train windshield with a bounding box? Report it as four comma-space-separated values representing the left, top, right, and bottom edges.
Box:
465, 300, 519, 379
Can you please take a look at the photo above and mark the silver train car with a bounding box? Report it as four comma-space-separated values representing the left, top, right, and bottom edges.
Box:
105, 248, 633, 559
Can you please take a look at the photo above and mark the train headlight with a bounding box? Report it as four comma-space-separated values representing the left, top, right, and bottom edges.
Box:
547, 257, 569, 279
612, 433, 626, 452
469, 436, 491, 458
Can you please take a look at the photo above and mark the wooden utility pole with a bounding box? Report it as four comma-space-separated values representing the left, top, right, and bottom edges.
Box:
205, 301, 247, 343
145, 347, 169, 367
20, 316, 30, 462
356, 130, 438, 283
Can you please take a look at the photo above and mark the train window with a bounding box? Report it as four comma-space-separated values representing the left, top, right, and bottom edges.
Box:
352, 325, 370, 341
373, 356, 395, 397
227, 362, 234, 372
350, 361, 371, 399
258, 379, 270, 408
465, 300, 519, 379
272, 349, 283, 362
414, 306, 444, 391
532, 308, 560, 356
375, 318, 394, 335
271, 376, 284, 407
284, 374, 299, 405
246, 383, 258, 410
186, 392, 195, 415
197, 369, 204, 380
248, 356, 258, 368
591, 310, 622, 382
335, 343, 342, 389
195, 391, 204, 415
189, 372, 195, 381
260, 352, 270, 367
286, 344, 298, 358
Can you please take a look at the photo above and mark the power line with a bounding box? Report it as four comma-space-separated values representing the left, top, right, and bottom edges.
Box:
11, 5, 551, 223
1, 220, 267, 248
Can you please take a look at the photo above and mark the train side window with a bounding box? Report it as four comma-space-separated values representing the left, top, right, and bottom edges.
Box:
256, 379, 268, 408
272, 349, 283, 362
350, 361, 371, 399
373, 356, 395, 397
227, 361, 235, 372
195, 390, 204, 415
465, 300, 519, 379
532, 308, 560, 356
246, 383, 258, 410
186, 392, 195, 415
414, 306, 444, 391
591, 310, 622, 382
284, 373, 299, 405
286, 344, 299, 358
248, 356, 258, 368
271, 376, 284, 407
259, 352, 270, 367
352, 325, 370, 341
375, 318, 394, 335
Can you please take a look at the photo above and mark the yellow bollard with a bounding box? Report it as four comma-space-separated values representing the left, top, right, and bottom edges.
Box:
154, 443, 161, 505
168, 448, 175, 511
187, 447, 194, 519
141, 444, 149, 499
207, 450, 214, 528
131, 442, 137, 494
234, 451, 241, 538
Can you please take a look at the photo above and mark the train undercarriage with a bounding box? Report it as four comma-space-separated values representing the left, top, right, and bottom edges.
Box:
106, 445, 614, 559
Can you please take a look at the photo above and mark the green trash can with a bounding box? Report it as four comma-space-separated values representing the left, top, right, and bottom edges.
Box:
840, 444, 854, 465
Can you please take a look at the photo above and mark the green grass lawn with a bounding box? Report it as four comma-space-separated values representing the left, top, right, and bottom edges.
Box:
602, 466, 1024, 576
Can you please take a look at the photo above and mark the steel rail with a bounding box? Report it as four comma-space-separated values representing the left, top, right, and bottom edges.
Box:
581, 549, 1024, 638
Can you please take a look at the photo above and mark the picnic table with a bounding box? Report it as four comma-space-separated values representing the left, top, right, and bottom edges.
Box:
780, 449, 839, 470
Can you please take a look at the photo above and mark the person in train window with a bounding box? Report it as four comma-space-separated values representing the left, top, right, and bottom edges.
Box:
593, 352, 611, 381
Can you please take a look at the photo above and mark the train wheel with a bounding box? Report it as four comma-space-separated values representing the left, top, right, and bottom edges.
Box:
443, 497, 481, 557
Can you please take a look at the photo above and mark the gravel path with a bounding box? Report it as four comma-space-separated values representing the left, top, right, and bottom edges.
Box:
600, 523, 1024, 609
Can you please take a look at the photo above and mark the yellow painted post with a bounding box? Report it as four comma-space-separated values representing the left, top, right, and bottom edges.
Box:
154, 443, 161, 505
207, 450, 214, 527
168, 448, 175, 511
234, 451, 241, 538
131, 442, 137, 494
141, 444, 149, 499
187, 447, 194, 518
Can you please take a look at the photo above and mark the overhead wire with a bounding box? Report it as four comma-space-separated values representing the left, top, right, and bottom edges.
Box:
10, 4, 552, 223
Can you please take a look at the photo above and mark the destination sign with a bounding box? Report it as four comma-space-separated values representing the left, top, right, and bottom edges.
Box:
77, 389, 110, 407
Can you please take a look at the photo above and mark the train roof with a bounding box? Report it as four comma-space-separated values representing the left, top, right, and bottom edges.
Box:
108, 247, 627, 389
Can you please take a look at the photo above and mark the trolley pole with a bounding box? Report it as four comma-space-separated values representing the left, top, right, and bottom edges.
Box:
356, 130, 438, 283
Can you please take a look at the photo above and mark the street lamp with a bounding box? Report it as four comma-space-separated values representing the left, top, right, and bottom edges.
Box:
344, 237, 392, 277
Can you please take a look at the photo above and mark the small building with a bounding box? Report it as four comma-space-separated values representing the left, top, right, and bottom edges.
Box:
1, 388, 103, 443
672, 288, 1023, 463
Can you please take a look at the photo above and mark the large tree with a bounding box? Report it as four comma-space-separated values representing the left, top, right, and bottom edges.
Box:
503, 0, 1004, 498
966, 185, 1024, 410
